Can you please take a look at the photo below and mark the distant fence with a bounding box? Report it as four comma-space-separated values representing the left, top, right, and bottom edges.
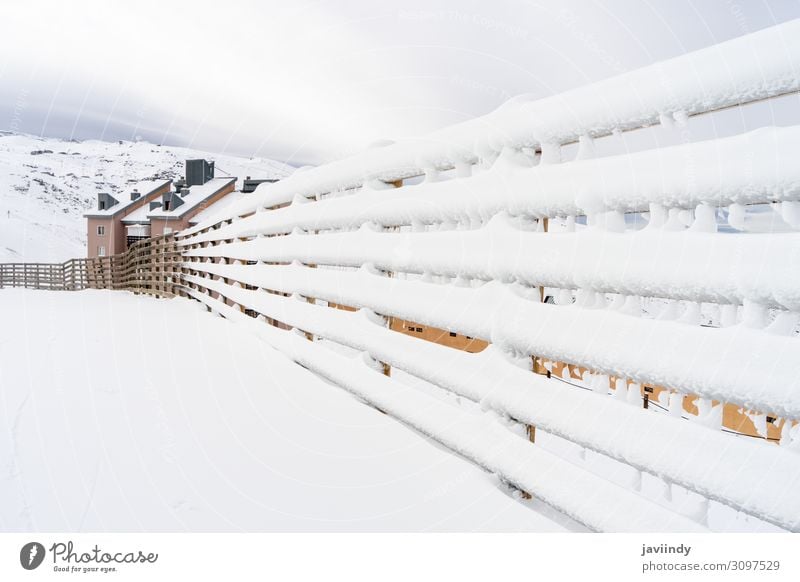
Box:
0, 259, 87, 291
0, 233, 179, 296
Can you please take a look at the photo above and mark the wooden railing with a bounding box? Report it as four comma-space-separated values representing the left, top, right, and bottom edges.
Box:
0, 233, 180, 297
0, 259, 87, 290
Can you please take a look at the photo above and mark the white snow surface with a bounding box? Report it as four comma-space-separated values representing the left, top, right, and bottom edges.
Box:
0, 288, 579, 532
0, 133, 290, 262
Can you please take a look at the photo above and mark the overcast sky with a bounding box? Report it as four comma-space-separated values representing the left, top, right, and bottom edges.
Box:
1, 0, 799, 166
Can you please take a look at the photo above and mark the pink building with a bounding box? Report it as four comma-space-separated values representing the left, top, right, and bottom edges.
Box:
84, 160, 266, 259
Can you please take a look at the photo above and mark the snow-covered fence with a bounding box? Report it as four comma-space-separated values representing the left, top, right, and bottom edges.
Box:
171, 21, 800, 532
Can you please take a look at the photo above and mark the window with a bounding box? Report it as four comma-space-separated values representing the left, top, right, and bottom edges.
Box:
97, 225, 105, 235
163, 200, 170, 211
99, 201, 106, 210
449, 332, 457, 337
98, 246, 106, 257
164, 227, 173, 235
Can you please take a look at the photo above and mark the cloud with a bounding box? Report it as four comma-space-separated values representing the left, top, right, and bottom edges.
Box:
1, 0, 798, 164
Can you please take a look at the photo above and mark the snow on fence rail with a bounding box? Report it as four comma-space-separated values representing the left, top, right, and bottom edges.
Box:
182, 260, 800, 421
182, 127, 800, 244
183, 213, 800, 311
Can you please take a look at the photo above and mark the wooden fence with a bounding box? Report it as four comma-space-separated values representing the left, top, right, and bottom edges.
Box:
0, 259, 87, 291
0, 233, 179, 297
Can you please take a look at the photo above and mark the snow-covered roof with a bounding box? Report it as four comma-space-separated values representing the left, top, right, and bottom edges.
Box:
147, 177, 235, 220
188, 190, 246, 225
119, 202, 151, 224
83, 179, 171, 218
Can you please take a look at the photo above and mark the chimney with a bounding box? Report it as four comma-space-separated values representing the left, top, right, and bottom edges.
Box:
185, 159, 215, 186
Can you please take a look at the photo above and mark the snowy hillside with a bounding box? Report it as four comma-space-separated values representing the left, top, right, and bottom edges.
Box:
0, 133, 292, 263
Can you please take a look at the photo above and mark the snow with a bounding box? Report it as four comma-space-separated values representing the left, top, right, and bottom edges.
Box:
147, 178, 236, 219
182, 285, 707, 532
184, 212, 800, 310
181, 263, 800, 419
7, 20, 800, 534
83, 179, 170, 218
182, 261, 800, 422
0, 288, 578, 532
188, 18, 800, 225
119, 203, 152, 225
183, 127, 800, 245
0, 133, 290, 262
189, 191, 247, 225
181, 272, 800, 531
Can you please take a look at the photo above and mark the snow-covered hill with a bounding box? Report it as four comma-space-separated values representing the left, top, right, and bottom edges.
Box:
0, 133, 292, 263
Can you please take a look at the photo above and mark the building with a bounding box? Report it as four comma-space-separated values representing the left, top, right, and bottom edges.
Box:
85, 160, 278, 258
84, 180, 172, 258
84, 160, 249, 258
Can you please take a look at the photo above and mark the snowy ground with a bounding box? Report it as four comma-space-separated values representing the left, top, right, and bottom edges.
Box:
0, 133, 291, 263
0, 288, 582, 532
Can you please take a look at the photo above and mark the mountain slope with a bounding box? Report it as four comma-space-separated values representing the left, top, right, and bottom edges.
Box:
0, 133, 291, 262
